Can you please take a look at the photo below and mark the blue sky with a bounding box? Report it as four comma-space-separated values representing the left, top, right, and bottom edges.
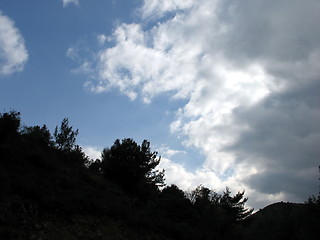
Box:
0, 0, 177, 148
1, 0, 320, 209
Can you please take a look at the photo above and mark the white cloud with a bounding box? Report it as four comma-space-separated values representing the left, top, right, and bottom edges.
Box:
66, 46, 94, 75
158, 157, 222, 191
157, 145, 186, 158
66, 47, 78, 61
62, 0, 79, 7
82, 146, 101, 160
89, 22, 202, 102
0, 11, 28, 76
97, 34, 108, 45
78, 0, 320, 208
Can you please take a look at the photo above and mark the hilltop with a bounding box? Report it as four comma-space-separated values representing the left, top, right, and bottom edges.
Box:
241, 202, 319, 240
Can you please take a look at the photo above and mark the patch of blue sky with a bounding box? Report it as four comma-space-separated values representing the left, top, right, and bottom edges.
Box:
0, 1, 137, 123
219, 168, 235, 181
171, 146, 205, 172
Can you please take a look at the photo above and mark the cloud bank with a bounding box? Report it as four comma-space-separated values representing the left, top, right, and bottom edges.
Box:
83, 0, 320, 208
0, 11, 28, 76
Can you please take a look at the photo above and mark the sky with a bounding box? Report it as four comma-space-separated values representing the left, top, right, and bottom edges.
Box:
1, 0, 319, 210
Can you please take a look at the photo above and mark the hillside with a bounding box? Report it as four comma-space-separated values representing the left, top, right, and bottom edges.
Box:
0, 111, 319, 239
242, 202, 320, 240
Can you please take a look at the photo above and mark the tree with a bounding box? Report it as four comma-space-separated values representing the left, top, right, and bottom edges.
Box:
189, 185, 220, 209
189, 185, 253, 222
157, 184, 192, 220
305, 194, 320, 205
21, 125, 53, 147
161, 184, 186, 200
0, 110, 21, 143
88, 159, 102, 173
53, 118, 79, 152
101, 138, 165, 196
220, 187, 253, 222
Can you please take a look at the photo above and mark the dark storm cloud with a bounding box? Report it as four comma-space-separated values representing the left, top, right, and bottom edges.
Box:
244, 169, 316, 199
213, 0, 320, 71
226, 80, 320, 200
213, 0, 320, 202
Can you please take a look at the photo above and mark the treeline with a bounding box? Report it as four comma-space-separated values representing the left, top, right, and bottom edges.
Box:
0, 110, 254, 239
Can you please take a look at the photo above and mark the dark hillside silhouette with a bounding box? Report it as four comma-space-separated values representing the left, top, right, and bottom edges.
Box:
242, 202, 320, 240
0, 110, 318, 239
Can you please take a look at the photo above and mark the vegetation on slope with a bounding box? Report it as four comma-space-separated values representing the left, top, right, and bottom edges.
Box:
0, 111, 318, 239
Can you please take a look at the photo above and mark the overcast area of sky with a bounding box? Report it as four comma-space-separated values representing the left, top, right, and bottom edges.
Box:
1, 0, 319, 210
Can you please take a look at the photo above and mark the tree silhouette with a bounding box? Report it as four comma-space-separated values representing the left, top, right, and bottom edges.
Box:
101, 138, 165, 196
158, 184, 192, 220
190, 185, 220, 207
21, 125, 53, 147
189, 185, 253, 222
220, 187, 254, 222
89, 159, 102, 173
0, 110, 21, 143
305, 194, 320, 205
54, 118, 79, 152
